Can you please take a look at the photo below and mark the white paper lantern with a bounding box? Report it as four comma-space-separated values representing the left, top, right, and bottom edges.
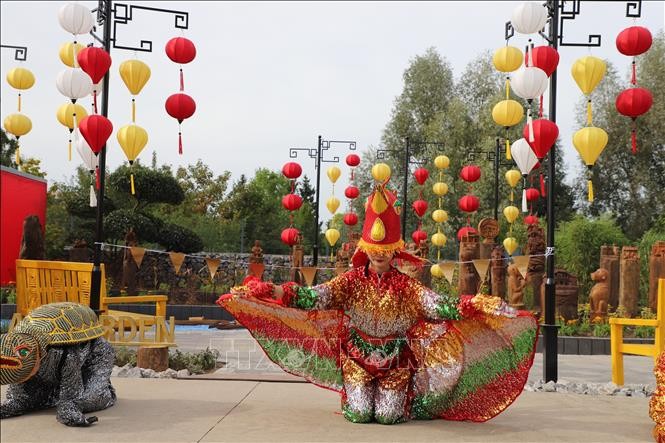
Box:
510, 138, 540, 212
511, 67, 548, 101
58, 3, 94, 35
511, 2, 548, 35
75, 130, 99, 172
56, 68, 93, 101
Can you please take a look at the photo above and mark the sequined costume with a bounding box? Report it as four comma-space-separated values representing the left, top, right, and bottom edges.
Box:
219, 268, 537, 424
651, 350, 665, 442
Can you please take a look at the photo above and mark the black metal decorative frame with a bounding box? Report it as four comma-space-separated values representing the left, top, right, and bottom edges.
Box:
288, 137, 356, 267
0, 44, 28, 61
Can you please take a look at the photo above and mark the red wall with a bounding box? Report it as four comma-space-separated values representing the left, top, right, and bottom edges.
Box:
0, 166, 47, 285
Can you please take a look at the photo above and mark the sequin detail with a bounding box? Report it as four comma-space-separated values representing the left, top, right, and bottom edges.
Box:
651, 350, 665, 440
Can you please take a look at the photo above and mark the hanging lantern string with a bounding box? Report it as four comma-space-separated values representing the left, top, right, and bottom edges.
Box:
586, 98, 593, 126
17, 93, 21, 112
132, 98, 136, 123
180, 67, 184, 92
539, 94, 543, 118
505, 76, 510, 99
631, 59, 636, 85
93, 91, 98, 114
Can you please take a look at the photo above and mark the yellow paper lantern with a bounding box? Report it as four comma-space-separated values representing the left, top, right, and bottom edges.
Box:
432, 182, 448, 196
505, 169, 521, 188
573, 127, 609, 166
3, 113, 32, 138
503, 237, 519, 256
492, 100, 524, 127
6, 67, 35, 90
119, 59, 151, 95
430, 263, 443, 278
371, 163, 391, 182
431, 232, 447, 247
56, 103, 88, 130
503, 205, 520, 224
326, 196, 340, 214
326, 166, 341, 183
432, 209, 448, 223
58, 42, 85, 67
325, 228, 340, 247
117, 124, 149, 164
571, 56, 606, 95
434, 155, 450, 170
492, 46, 524, 73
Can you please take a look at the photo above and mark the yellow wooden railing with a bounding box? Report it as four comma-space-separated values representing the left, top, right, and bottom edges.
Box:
11, 259, 175, 347
610, 278, 664, 385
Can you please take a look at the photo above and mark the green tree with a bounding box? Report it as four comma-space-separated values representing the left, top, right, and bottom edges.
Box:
575, 32, 665, 240
1, 129, 46, 177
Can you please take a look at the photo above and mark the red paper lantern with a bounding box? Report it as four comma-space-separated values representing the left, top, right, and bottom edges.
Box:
76, 47, 111, 84
165, 93, 196, 154
525, 188, 540, 202
413, 168, 429, 185
524, 215, 539, 225
412, 199, 428, 217
282, 162, 302, 179
412, 230, 427, 244
343, 212, 358, 226
458, 195, 479, 213
460, 165, 481, 183
523, 119, 559, 160
530, 46, 560, 77
345, 154, 360, 167
282, 194, 302, 211
344, 186, 359, 199
78, 115, 113, 155
165, 37, 197, 64
616, 26, 653, 56
616, 88, 653, 118
281, 227, 300, 246
457, 226, 478, 241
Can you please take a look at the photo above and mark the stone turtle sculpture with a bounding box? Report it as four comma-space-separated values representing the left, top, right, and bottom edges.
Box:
0, 302, 116, 426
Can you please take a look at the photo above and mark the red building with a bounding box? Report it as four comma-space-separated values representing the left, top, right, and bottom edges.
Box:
0, 166, 47, 285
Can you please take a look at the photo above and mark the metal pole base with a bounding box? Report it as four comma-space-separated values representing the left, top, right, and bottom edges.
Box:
90, 265, 103, 316
541, 322, 559, 382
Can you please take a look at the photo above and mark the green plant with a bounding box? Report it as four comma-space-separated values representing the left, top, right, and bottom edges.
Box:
168, 348, 220, 374
523, 285, 534, 311
1, 287, 16, 304
114, 346, 137, 367
557, 318, 580, 336
592, 323, 610, 337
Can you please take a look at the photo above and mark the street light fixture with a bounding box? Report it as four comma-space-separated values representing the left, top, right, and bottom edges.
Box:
289, 135, 356, 266
377, 137, 445, 241
505, 0, 644, 383
0, 44, 28, 61
87, 0, 190, 313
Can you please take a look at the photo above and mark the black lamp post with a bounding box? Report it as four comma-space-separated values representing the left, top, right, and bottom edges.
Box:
289, 136, 356, 266
88, 1, 190, 313
377, 137, 445, 241
505, 0, 643, 383
1, 44, 28, 61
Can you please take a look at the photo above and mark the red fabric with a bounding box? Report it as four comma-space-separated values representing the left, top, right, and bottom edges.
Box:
78, 115, 113, 154
530, 45, 559, 77
165, 93, 196, 122
345, 154, 360, 167
413, 168, 429, 185
459, 165, 481, 183
281, 162, 302, 179
358, 186, 402, 249
0, 168, 46, 284
165, 37, 197, 64
616, 26, 653, 56
523, 118, 558, 160
76, 47, 111, 84
616, 87, 653, 118
282, 193, 303, 211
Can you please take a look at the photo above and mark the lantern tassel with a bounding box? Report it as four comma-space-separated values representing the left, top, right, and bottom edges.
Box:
437, 249, 440, 261
180, 68, 184, 92
510, 190, 514, 202
93, 91, 98, 114
540, 173, 546, 197
132, 98, 136, 123
631, 123, 637, 155
130, 173, 136, 195
588, 179, 594, 202
15, 144, 20, 166
506, 138, 512, 160
89, 183, 97, 207
178, 129, 183, 155
631, 59, 636, 86
17, 93, 21, 112
586, 99, 593, 126
522, 188, 528, 213
527, 109, 534, 143
96, 167, 100, 190
539, 94, 543, 118
68, 139, 72, 161
505, 78, 510, 99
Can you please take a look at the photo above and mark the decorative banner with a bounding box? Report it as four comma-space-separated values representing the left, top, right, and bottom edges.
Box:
248, 263, 265, 279
300, 267, 317, 287
169, 252, 186, 274
130, 246, 146, 268
439, 261, 456, 285
512, 255, 531, 280
472, 259, 490, 284
205, 257, 221, 279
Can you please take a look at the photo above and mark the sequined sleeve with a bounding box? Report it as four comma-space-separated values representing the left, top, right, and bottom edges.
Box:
419, 287, 461, 320
282, 273, 349, 310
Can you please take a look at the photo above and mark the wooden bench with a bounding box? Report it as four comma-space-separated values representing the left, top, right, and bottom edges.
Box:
10, 259, 176, 347
610, 278, 664, 385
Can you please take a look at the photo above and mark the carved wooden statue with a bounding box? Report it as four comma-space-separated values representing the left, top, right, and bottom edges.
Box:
68, 239, 91, 263
335, 246, 350, 276
290, 233, 305, 285
249, 240, 264, 264
507, 264, 526, 309
540, 269, 579, 321
525, 224, 545, 312
19, 215, 45, 260
491, 245, 506, 299
649, 241, 665, 312
600, 245, 620, 311
478, 218, 499, 260
619, 246, 640, 317
589, 268, 610, 321
458, 232, 480, 295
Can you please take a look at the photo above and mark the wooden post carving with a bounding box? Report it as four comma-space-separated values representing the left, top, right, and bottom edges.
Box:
649, 241, 665, 312
459, 232, 480, 295
619, 246, 640, 317
525, 224, 546, 312
478, 218, 499, 260
491, 245, 506, 299
600, 245, 620, 312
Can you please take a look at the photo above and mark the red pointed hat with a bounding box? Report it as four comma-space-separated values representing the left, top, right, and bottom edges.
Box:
352, 175, 421, 268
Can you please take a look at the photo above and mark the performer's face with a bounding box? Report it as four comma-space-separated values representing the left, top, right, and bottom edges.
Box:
367, 251, 392, 272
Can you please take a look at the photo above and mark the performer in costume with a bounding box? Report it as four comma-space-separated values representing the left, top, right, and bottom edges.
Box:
218, 174, 538, 425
